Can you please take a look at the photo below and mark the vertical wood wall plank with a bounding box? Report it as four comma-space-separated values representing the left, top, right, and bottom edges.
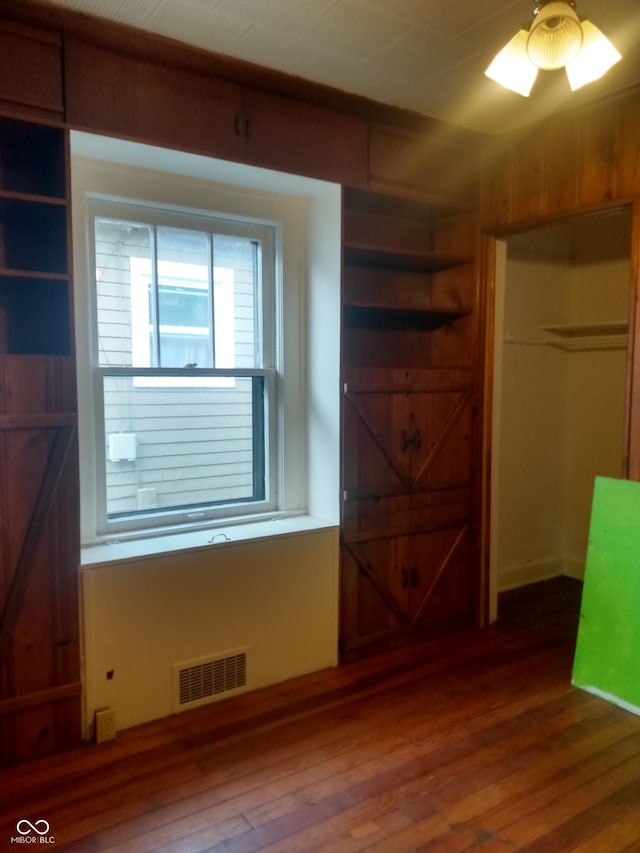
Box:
481, 140, 513, 230
617, 95, 640, 198
576, 105, 619, 208
542, 115, 579, 215
511, 132, 545, 223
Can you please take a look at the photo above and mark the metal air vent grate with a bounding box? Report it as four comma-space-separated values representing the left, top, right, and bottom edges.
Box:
173, 649, 248, 711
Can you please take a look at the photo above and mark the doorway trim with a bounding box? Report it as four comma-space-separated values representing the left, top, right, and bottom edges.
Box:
479, 204, 639, 624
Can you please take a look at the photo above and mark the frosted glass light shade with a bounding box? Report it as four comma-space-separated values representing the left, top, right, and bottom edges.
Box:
485, 3, 622, 97
566, 20, 622, 90
485, 29, 539, 97
526, 1, 583, 69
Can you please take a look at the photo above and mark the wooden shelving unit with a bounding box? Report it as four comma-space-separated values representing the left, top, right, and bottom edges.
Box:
0, 113, 80, 766
339, 187, 477, 661
0, 116, 71, 356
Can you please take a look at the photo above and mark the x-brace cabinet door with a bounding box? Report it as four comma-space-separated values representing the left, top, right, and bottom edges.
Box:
340, 523, 471, 657
340, 534, 414, 654
342, 373, 473, 502
407, 388, 473, 491
406, 524, 472, 630
342, 386, 412, 501
0, 356, 81, 765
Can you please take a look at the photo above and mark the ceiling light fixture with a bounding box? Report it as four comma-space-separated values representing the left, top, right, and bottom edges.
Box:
485, 0, 622, 97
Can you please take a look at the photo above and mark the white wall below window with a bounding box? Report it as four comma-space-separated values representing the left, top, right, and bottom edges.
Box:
82, 526, 339, 733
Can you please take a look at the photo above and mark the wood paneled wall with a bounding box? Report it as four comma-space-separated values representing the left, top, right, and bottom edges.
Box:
5, 0, 640, 764
481, 92, 640, 231
480, 89, 640, 615
0, 0, 484, 204
0, 0, 483, 764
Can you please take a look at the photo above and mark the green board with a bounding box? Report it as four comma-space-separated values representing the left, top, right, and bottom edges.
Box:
572, 476, 640, 715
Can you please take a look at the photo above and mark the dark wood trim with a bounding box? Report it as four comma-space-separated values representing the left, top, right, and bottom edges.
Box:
0, 681, 81, 715
625, 200, 640, 480
478, 233, 498, 627
0, 414, 75, 430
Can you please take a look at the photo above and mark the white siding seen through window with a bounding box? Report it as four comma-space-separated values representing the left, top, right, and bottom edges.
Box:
89, 200, 276, 530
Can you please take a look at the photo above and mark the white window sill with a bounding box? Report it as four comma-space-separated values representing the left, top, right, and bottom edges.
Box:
80, 514, 337, 569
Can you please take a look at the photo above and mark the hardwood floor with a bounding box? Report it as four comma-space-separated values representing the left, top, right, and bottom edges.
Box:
2, 577, 640, 852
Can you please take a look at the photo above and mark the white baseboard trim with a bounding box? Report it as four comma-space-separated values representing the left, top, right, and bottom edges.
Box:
563, 558, 585, 581
497, 557, 566, 592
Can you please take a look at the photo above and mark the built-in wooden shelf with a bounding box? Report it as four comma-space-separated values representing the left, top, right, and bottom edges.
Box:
343, 304, 469, 330
0, 115, 71, 356
344, 241, 470, 273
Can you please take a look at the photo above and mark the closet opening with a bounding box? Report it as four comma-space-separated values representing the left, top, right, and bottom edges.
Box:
490, 207, 632, 619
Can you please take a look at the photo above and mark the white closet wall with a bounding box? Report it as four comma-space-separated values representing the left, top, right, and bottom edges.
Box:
495, 213, 630, 591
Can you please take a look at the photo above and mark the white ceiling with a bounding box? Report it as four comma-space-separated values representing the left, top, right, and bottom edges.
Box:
44, 0, 640, 134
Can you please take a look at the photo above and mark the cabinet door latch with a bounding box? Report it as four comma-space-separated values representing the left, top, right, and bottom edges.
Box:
234, 113, 251, 139
401, 429, 422, 452
401, 567, 421, 589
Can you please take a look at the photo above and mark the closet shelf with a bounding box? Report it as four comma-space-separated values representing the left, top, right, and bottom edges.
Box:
541, 322, 628, 351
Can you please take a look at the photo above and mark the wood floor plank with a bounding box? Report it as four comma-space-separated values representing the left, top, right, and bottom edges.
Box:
505, 762, 640, 850
1, 578, 639, 853
259, 702, 637, 853
398, 728, 640, 852
88, 636, 574, 849
568, 810, 640, 852
242, 688, 593, 838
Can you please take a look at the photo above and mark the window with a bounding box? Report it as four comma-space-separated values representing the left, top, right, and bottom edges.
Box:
72, 135, 342, 552
88, 198, 277, 533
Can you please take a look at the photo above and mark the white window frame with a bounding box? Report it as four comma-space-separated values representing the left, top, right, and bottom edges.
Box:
72, 154, 310, 544
89, 199, 277, 534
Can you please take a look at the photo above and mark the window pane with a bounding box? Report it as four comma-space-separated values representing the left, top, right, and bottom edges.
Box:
95, 218, 152, 368
156, 225, 212, 368
103, 374, 265, 517
213, 234, 260, 368
94, 219, 263, 371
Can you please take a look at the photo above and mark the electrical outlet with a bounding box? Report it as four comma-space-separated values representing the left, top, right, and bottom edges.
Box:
95, 707, 116, 743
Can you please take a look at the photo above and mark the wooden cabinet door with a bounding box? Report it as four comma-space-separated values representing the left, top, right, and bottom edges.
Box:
0, 21, 63, 119
342, 386, 412, 500
340, 525, 471, 657
341, 536, 411, 653
64, 38, 367, 186
64, 38, 246, 163
342, 374, 473, 501
408, 525, 471, 630
407, 387, 473, 490
242, 89, 368, 185
0, 356, 81, 765
341, 368, 474, 658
